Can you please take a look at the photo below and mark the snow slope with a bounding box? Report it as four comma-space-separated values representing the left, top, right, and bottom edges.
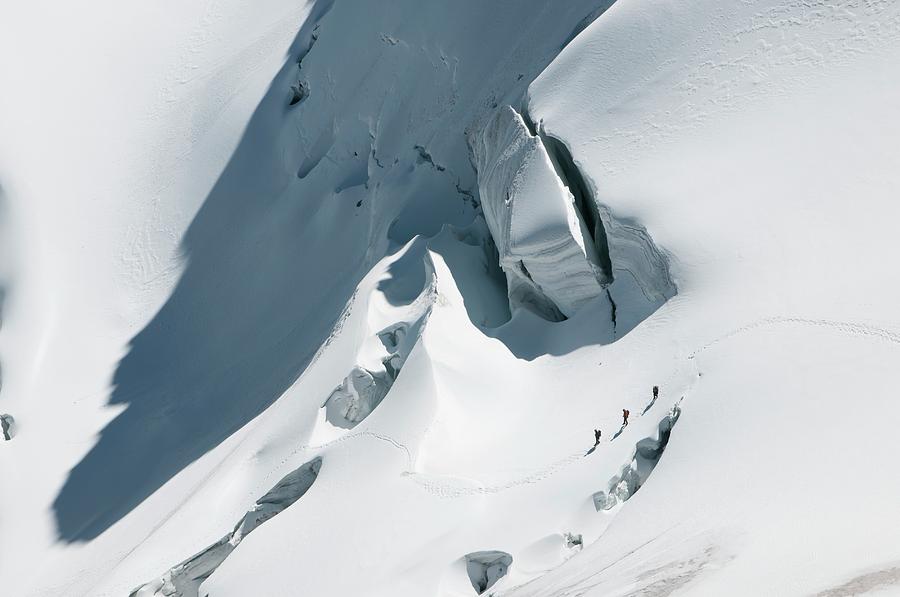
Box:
2, 0, 899, 596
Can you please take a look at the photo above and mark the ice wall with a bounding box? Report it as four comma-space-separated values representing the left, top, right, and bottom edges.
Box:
470, 104, 675, 327
470, 106, 609, 321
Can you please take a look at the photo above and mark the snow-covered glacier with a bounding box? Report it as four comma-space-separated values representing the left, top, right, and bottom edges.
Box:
2, 0, 900, 596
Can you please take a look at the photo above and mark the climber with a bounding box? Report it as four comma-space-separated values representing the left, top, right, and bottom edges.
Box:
0, 414, 13, 441
622, 409, 630, 426
653, 385, 659, 400
593, 429, 602, 446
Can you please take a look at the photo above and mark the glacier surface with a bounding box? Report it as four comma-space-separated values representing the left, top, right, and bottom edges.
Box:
1, 0, 899, 596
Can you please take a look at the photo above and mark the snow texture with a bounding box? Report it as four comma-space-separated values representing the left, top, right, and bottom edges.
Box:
2, 0, 900, 596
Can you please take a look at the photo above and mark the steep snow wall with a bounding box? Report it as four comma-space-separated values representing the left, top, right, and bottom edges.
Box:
470, 104, 675, 326
470, 106, 608, 321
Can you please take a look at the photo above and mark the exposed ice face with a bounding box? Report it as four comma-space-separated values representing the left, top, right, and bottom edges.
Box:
470, 104, 675, 328
470, 106, 607, 321
130, 457, 322, 597
5, 0, 900, 594
323, 260, 435, 431
0, 414, 14, 440
324, 367, 390, 429
465, 550, 513, 594
593, 404, 682, 512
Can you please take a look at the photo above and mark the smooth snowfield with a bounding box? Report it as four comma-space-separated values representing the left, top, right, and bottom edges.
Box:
1, 0, 899, 596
